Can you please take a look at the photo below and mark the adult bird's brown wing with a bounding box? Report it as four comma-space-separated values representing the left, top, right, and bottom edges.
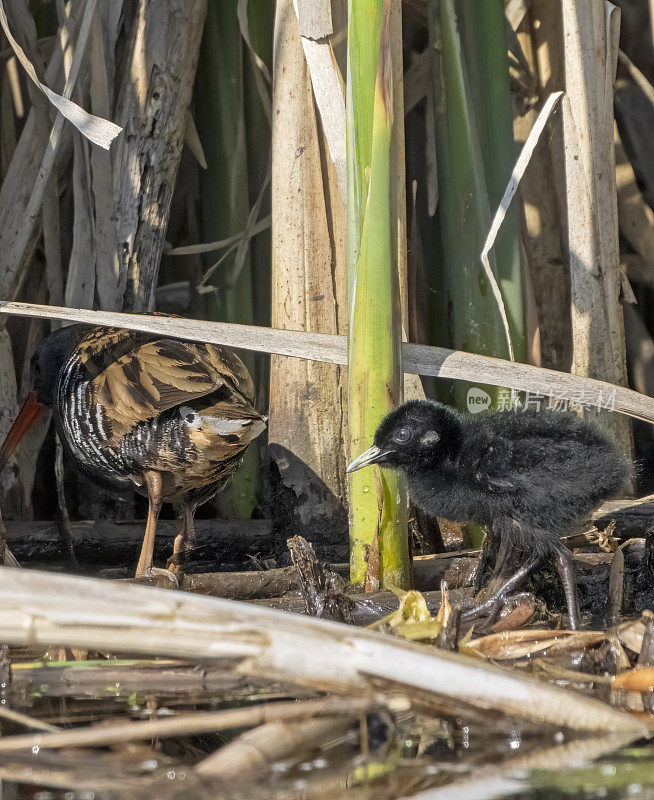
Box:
73, 328, 256, 445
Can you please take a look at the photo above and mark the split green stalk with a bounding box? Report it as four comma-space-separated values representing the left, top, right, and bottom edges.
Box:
347, 0, 409, 589
431, 0, 525, 544
195, 0, 258, 518
432, 0, 510, 416
460, 0, 526, 363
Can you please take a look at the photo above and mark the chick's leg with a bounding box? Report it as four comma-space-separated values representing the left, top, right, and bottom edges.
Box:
462, 554, 540, 625
553, 544, 581, 630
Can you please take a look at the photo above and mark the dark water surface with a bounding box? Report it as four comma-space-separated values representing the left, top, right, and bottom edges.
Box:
0, 653, 652, 800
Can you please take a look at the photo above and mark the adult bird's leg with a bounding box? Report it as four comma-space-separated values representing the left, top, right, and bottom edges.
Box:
553, 543, 581, 630
167, 503, 197, 576
135, 470, 172, 582
174, 503, 197, 555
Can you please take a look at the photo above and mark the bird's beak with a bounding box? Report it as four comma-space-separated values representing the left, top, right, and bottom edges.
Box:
0, 391, 46, 471
346, 445, 394, 473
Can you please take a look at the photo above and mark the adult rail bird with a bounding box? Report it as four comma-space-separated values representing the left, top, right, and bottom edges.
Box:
0, 325, 266, 579
347, 399, 631, 629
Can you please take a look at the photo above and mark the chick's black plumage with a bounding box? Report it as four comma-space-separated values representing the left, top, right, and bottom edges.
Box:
348, 399, 632, 628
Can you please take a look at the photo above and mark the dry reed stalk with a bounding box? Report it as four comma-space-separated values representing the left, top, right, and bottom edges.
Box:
195, 716, 352, 778
561, 1, 633, 459
112, 0, 207, 312
0, 567, 646, 734
269, 0, 349, 547
514, 3, 570, 371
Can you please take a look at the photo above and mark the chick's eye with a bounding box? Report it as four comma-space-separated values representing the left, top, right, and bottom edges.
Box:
393, 427, 411, 444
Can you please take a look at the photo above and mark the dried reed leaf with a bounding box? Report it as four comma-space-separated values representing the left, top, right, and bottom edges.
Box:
184, 111, 208, 169
505, 0, 534, 31
236, 0, 272, 123
0, 0, 121, 148
236, 0, 272, 81
0, 0, 99, 306
228, 161, 271, 287
466, 629, 607, 661
617, 618, 647, 654
88, 5, 120, 310
167, 215, 271, 256
5, 55, 23, 117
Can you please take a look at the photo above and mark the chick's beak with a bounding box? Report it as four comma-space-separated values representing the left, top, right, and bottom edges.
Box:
346, 445, 394, 473
0, 391, 46, 471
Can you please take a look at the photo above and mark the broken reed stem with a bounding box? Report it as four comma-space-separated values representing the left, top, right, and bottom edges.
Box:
0, 696, 379, 753
0, 568, 646, 734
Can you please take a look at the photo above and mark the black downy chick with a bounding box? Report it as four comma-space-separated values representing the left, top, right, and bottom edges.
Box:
347, 400, 632, 629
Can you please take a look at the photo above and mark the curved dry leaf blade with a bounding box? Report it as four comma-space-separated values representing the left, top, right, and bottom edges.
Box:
0, 0, 121, 149
467, 629, 607, 661
480, 91, 564, 363
236, 0, 271, 82
168, 215, 271, 257
292, 0, 346, 202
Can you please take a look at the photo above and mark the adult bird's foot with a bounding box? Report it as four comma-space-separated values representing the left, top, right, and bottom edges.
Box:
165, 546, 197, 579
134, 566, 179, 589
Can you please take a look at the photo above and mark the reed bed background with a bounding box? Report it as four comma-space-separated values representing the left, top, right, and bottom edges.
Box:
0, 0, 654, 589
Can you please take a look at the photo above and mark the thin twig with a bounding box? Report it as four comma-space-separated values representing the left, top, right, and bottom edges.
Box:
54, 433, 79, 568
0, 706, 58, 733
0, 696, 378, 753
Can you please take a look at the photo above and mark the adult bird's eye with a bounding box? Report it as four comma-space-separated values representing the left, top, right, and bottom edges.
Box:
393, 427, 411, 444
